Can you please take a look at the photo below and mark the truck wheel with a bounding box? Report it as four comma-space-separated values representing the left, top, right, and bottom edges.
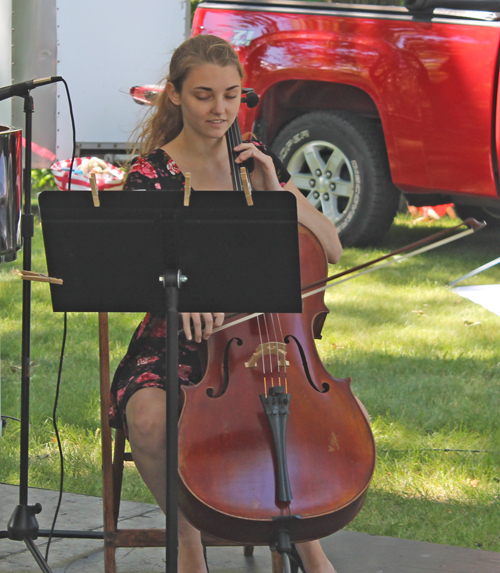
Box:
454, 205, 500, 228
271, 111, 400, 247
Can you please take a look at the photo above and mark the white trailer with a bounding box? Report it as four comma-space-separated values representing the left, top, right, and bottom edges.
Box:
0, 0, 189, 168
0, 0, 188, 436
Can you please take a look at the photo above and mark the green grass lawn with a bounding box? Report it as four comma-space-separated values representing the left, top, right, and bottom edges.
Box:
1, 213, 499, 550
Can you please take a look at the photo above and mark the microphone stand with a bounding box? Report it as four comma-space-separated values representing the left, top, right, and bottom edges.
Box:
0, 83, 105, 570
0, 93, 54, 572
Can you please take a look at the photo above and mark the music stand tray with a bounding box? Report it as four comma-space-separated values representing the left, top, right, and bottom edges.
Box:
39, 190, 302, 314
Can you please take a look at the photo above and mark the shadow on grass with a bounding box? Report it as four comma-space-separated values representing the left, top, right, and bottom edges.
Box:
319, 348, 500, 438
351, 488, 500, 551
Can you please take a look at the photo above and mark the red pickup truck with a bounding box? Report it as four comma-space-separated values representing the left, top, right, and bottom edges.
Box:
189, 0, 500, 245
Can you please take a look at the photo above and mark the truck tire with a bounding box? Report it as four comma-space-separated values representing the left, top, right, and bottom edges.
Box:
454, 204, 500, 228
271, 111, 400, 247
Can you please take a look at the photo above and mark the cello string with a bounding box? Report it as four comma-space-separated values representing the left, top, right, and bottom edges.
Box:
256, 314, 268, 397
226, 116, 245, 193
276, 313, 285, 344
226, 120, 239, 191
270, 314, 283, 386
276, 314, 288, 393
228, 125, 236, 188
262, 314, 274, 386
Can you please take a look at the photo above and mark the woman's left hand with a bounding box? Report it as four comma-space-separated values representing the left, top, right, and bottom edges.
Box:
233, 142, 282, 191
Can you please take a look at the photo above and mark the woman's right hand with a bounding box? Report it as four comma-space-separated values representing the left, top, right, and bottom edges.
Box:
180, 312, 225, 343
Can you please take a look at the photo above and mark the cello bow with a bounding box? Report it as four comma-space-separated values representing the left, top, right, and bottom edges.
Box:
302, 217, 486, 296
210, 217, 486, 335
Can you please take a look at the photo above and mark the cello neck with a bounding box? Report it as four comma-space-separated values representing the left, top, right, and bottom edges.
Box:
225, 88, 259, 193
225, 117, 246, 192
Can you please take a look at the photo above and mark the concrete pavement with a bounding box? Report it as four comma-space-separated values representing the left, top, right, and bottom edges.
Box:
1, 483, 499, 573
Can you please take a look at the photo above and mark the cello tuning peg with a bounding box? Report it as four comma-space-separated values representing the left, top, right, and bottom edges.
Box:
242, 89, 259, 108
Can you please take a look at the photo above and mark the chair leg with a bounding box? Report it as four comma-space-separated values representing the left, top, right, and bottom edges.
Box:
112, 429, 126, 526
104, 545, 117, 573
244, 545, 254, 557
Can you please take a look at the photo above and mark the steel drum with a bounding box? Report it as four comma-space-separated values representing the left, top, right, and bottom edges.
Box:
0, 125, 22, 263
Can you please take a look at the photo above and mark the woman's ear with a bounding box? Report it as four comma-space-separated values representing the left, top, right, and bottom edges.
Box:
166, 82, 181, 106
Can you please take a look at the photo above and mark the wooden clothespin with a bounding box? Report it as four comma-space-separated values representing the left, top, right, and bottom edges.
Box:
89, 172, 100, 207
240, 167, 253, 206
184, 172, 192, 206
21, 270, 63, 285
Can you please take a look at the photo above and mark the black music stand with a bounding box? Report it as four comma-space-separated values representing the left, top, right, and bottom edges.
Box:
38, 189, 302, 573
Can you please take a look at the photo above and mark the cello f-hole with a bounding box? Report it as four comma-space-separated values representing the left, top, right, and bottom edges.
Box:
206, 337, 243, 398
284, 335, 330, 394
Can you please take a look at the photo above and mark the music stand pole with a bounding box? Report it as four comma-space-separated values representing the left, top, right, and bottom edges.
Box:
4, 94, 54, 572
164, 270, 183, 572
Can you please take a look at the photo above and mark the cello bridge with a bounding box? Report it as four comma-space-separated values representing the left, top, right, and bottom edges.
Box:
244, 342, 289, 368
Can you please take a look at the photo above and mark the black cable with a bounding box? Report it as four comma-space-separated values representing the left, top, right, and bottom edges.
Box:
61, 79, 76, 192
429, 448, 497, 453
378, 448, 499, 454
43, 78, 76, 563
0, 415, 55, 434
1, 415, 21, 423
44, 311, 67, 562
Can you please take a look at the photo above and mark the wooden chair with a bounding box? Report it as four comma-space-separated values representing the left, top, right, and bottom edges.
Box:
98, 312, 284, 573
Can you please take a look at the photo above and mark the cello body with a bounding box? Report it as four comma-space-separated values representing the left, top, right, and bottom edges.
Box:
177, 224, 376, 544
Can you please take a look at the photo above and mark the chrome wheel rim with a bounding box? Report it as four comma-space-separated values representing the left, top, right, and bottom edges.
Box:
286, 140, 355, 226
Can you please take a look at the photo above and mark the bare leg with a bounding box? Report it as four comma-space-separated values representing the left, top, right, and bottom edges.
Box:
355, 396, 370, 424
126, 387, 207, 573
295, 540, 336, 573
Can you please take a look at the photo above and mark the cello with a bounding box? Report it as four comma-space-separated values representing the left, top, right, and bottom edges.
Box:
176, 90, 376, 553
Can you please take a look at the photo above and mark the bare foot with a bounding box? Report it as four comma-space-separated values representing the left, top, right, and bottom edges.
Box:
177, 510, 207, 572
178, 542, 208, 573
295, 540, 337, 573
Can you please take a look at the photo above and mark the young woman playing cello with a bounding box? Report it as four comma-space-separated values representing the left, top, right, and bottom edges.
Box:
109, 34, 345, 573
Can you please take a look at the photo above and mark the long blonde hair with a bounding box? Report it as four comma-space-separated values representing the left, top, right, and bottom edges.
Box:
134, 35, 245, 156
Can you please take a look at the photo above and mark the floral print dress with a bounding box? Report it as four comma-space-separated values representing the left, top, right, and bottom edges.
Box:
108, 143, 291, 436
